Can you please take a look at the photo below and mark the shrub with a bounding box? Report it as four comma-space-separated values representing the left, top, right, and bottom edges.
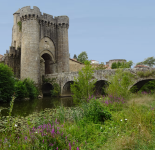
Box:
14, 80, 28, 99
106, 69, 134, 98
137, 70, 155, 78
0, 63, 15, 102
80, 98, 112, 124
14, 78, 38, 99
23, 78, 38, 98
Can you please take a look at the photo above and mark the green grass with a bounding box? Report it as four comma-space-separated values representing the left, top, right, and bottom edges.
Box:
0, 93, 155, 149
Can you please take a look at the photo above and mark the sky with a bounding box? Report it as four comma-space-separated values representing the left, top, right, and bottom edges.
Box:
0, 0, 154, 66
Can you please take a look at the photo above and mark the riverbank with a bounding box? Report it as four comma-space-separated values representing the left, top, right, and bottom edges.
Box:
0, 93, 155, 149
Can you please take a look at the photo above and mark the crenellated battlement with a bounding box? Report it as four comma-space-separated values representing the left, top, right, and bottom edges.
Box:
56, 16, 69, 25
39, 15, 69, 27
17, 6, 69, 26
20, 6, 41, 21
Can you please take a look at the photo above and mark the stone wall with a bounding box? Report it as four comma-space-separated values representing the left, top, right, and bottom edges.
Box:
69, 58, 84, 72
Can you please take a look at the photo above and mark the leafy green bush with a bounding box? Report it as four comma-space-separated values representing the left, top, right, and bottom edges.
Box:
80, 98, 111, 124
0, 63, 15, 102
106, 69, 134, 98
14, 78, 38, 99
14, 80, 28, 99
71, 60, 97, 103
137, 70, 155, 78
23, 78, 38, 98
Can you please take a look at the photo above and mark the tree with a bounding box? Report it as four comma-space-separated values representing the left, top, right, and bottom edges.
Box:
143, 57, 155, 67
111, 61, 133, 69
0, 63, 15, 102
136, 57, 155, 67
73, 54, 77, 59
77, 51, 88, 63
70, 60, 97, 103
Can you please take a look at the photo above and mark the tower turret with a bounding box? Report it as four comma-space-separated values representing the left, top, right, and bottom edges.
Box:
20, 6, 41, 84
12, 9, 21, 49
56, 16, 69, 73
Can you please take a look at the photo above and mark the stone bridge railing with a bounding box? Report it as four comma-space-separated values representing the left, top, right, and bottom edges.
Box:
44, 68, 155, 96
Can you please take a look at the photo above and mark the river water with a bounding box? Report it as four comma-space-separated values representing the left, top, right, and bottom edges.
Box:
0, 96, 74, 117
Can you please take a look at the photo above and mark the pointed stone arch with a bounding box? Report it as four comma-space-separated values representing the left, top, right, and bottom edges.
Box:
39, 37, 56, 62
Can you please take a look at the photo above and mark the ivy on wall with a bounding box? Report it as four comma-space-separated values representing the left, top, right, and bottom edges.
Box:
17, 21, 22, 32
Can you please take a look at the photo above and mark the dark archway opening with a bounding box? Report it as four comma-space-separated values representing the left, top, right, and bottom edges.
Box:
41, 53, 52, 74
130, 79, 155, 93
62, 81, 74, 96
42, 83, 54, 96
94, 80, 109, 96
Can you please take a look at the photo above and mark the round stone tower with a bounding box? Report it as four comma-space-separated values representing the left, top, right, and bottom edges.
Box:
57, 16, 69, 73
20, 6, 41, 84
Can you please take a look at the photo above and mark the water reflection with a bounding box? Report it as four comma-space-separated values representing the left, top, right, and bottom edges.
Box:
0, 96, 74, 117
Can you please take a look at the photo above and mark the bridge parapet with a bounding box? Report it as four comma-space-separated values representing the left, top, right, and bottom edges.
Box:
44, 68, 155, 96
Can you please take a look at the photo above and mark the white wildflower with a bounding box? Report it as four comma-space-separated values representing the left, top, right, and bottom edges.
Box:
120, 119, 122, 122
125, 119, 127, 121
15, 124, 17, 127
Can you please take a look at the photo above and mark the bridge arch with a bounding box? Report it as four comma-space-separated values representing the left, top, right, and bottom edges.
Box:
61, 81, 74, 96
94, 80, 109, 96
130, 78, 155, 92
42, 83, 54, 96
41, 53, 54, 74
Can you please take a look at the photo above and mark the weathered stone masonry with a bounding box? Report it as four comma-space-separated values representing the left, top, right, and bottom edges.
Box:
3, 6, 70, 85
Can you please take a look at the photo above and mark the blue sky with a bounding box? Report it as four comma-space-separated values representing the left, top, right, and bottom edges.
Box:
0, 0, 154, 66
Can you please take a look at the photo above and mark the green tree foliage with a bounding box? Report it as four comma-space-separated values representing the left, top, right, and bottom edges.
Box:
23, 78, 38, 98
77, 51, 88, 63
73, 54, 77, 59
111, 61, 133, 69
105, 69, 134, 98
136, 57, 155, 67
14, 80, 28, 99
14, 78, 38, 99
70, 60, 97, 103
0, 63, 15, 102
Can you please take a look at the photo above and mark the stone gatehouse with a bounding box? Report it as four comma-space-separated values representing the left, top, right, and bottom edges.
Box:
2, 6, 70, 85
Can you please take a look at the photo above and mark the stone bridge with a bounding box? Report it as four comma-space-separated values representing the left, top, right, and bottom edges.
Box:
43, 68, 155, 96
